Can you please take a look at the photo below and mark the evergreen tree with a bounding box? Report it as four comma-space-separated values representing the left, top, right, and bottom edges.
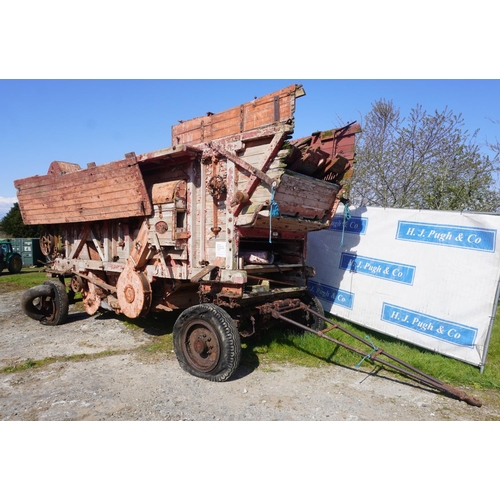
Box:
0, 203, 44, 238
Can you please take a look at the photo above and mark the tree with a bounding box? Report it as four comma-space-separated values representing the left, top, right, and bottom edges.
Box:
486, 118, 500, 160
0, 203, 44, 238
349, 99, 500, 212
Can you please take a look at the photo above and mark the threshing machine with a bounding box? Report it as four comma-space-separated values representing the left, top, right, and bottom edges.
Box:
14, 84, 481, 406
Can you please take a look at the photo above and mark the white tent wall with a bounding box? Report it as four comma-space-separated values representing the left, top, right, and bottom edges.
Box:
307, 206, 500, 368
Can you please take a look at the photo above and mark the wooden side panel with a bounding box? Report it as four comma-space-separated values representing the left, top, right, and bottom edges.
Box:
172, 84, 304, 146
15, 162, 153, 225
274, 172, 340, 219
235, 138, 283, 202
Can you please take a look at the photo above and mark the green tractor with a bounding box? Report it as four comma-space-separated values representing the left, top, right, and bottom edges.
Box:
0, 239, 23, 274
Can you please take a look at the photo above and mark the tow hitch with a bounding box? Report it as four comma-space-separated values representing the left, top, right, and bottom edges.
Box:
261, 299, 482, 407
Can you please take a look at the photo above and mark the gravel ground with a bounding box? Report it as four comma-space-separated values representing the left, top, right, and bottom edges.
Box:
1, 289, 499, 421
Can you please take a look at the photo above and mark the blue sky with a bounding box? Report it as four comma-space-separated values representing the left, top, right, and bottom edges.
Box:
2, 79, 500, 218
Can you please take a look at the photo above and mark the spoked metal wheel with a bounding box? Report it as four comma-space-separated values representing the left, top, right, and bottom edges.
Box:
40, 231, 55, 257
173, 303, 241, 382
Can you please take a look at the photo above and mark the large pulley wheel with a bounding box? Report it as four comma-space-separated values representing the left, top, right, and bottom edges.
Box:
21, 280, 69, 326
116, 267, 152, 319
40, 231, 55, 257
173, 303, 241, 382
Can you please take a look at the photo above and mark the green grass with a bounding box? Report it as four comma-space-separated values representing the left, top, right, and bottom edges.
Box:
241, 310, 500, 392
122, 312, 178, 355
0, 350, 125, 374
0, 267, 48, 292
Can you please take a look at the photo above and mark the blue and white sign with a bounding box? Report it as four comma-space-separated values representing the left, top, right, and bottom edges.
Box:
308, 280, 354, 310
396, 221, 496, 252
307, 206, 500, 368
339, 253, 416, 285
330, 215, 368, 235
380, 303, 477, 348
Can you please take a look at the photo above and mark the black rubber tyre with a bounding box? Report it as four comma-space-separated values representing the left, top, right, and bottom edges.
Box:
41, 280, 69, 325
21, 280, 69, 326
8, 253, 22, 274
21, 284, 54, 321
288, 291, 325, 334
303, 291, 325, 332
173, 303, 241, 382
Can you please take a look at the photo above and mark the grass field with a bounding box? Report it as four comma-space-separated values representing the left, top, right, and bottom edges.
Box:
2, 268, 499, 393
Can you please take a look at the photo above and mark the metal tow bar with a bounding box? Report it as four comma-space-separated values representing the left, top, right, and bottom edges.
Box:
265, 299, 482, 407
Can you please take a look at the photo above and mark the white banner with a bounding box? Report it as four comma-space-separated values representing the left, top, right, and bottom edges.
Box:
307, 206, 500, 367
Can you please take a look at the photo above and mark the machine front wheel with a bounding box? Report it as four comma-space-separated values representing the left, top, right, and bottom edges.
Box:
173, 303, 241, 382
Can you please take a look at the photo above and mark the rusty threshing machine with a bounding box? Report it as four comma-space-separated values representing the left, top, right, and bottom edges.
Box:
14, 84, 481, 406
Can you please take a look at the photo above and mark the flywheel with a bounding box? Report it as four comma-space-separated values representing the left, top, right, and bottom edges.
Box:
116, 267, 152, 319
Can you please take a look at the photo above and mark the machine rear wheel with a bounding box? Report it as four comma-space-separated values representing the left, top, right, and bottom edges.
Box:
173, 303, 241, 382
41, 280, 69, 325
21, 280, 69, 326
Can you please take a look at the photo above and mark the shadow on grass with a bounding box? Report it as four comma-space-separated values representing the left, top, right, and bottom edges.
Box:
244, 326, 453, 399
117, 310, 182, 337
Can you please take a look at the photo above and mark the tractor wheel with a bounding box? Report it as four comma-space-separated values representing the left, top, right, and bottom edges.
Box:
8, 253, 22, 274
21, 280, 69, 326
173, 303, 241, 382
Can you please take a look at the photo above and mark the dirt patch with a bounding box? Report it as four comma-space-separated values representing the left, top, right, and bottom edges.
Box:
0, 290, 498, 421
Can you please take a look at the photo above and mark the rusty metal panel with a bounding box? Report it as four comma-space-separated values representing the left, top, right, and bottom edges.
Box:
15, 160, 153, 225
286, 122, 361, 184
171, 84, 305, 146
151, 180, 187, 204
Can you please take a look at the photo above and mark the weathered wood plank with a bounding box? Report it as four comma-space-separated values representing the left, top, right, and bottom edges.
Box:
15, 162, 141, 192
253, 218, 328, 232
275, 190, 335, 209
172, 84, 303, 146
17, 177, 151, 205
20, 203, 148, 225
19, 188, 151, 216
16, 163, 152, 225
